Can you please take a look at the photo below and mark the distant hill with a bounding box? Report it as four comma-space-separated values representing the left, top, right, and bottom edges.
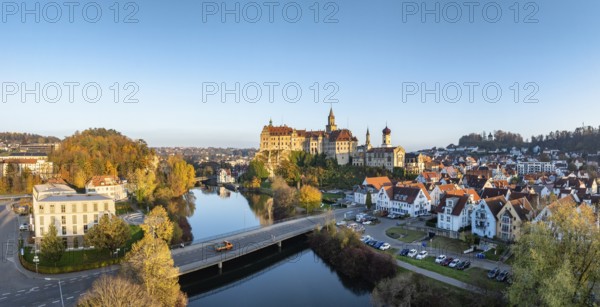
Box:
458, 125, 600, 153
0, 132, 60, 144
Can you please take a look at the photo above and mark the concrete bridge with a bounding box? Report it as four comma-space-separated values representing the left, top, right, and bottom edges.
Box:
172, 208, 355, 275
0, 194, 31, 201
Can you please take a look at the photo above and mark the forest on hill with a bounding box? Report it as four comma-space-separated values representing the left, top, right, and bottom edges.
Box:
0, 132, 60, 144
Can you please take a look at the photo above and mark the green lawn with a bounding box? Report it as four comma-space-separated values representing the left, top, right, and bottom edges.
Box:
397, 256, 507, 291
428, 236, 471, 254
386, 227, 426, 243
21, 225, 143, 274
116, 201, 135, 215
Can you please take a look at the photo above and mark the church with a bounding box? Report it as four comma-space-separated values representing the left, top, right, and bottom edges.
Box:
259, 108, 358, 165
353, 126, 406, 172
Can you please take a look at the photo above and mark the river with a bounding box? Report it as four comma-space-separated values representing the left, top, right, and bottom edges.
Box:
182, 186, 372, 306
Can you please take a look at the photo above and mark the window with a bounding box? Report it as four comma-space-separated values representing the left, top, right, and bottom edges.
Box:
39, 205, 44, 213
72, 204, 77, 213
50, 204, 55, 213
83, 215, 88, 224
39, 216, 44, 226
61, 205, 65, 213
104, 203, 108, 211
40, 227, 44, 235
61, 216, 66, 225
72, 215, 77, 224
61, 226, 67, 235
84, 225, 88, 233
72, 226, 77, 235
94, 214, 98, 223
51, 216, 56, 225
93, 203, 98, 211
83, 203, 88, 212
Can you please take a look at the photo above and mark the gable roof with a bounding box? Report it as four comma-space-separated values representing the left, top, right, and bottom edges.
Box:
481, 188, 509, 199
482, 196, 508, 220
509, 197, 534, 221
436, 194, 469, 216
365, 177, 392, 190
391, 186, 422, 203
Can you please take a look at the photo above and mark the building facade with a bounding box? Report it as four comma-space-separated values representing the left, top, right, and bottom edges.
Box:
0, 153, 53, 179
85, 175, 128, 201
259, 108, 358, 165
364, 127, 405, 172
32, 184, 115, 248
516, 161, 555, 175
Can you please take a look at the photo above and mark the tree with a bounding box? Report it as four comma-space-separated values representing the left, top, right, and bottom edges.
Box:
365, 191, 373, 210
141, 206, 174, 243
84, 215, 131, 253
40, 224, 65, 265
131, 168, 157, 204
121, 234, 187, 307
298, 185, 322, 213
271, 176, 297, 219
508, 201, 600, 306
166, 156, 196, 197
78, 275, 160, 307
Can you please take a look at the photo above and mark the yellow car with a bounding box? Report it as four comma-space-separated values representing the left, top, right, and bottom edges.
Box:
214, 241, 233, 252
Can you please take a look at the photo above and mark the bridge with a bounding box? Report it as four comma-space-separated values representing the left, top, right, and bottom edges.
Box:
194, 176, 210, 182
171, 207, 355, 275
0, 194, 32, 201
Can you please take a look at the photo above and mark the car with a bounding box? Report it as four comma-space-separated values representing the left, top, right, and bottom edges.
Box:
488, 267, 500, 279
456, 260, 471, 270
360, 235, 372, 243
407, 249, 418, 258
435, 254, 447, 264
399, 248, 410, 256
19, 223, 29, 231
363, 221, 372, 225
441, 257, 454, 266
336, 221, 347, 226
448, 258, 461, 268
496, 270, 509, 282
379, 243, 391, 251
387, 214, 397, 219
214, 240, 233, 252
416, 250, 428, 260
368, 240, 379, 247
374, 241, 385, 249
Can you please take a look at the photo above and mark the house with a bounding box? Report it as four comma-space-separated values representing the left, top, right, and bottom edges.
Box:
496, 197, 534, 241
375, 186, 430, 217
436, 194, 471, 231
429, 184, 460, 207
217, 169, 235, 184
33, 184, 115, 248
354, 176, 392, 205
480, 188, 510, 200
416, 171, 441, 184
85, 175, 128, 201
471, 196, 507, 238
534, 195, 579, 224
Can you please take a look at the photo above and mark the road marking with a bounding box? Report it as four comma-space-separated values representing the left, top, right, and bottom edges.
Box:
0, 297, 6, 300
66, 296, 73, 300
17, 289, 25, 292
38, 304, 46, 307
1, 293, 10, 296
52, 300, 60, 303
70, 278, 77, 281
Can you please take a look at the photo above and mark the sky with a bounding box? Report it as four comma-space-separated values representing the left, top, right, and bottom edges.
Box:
1, 0, 599, 151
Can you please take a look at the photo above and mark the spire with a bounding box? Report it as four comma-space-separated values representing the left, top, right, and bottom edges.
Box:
269, 118, 273, 126
329, 105, 334, 118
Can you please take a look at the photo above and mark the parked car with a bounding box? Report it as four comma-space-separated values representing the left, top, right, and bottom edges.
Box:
416, 250, 428, 260
363, 221, 372, 225
496, 270, 509, 282
19, 223, 29, 231
456, 260, 471, 270
488, 267, 500, 279
368, 240, 379, 247
399, 248, 410, 256
441, 257, 454, 266
360, 235, 372, 243
379, 243, 391, 251
387, 214, 397, 219
448, 258, 461, 268
374, 242, 385, 249
407, 249, 418, 258
435, 254, 447, 264
336, 221, 347, 226
214, 241, 233, 252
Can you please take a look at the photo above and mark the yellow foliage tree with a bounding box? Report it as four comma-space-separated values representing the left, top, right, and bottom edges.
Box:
298, 185, 322, 213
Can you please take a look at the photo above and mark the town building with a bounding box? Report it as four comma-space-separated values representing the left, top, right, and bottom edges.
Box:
364, 127, 406, 172
375, 185, 430, 217
516, 161, 555, 175
496, 197, 534, 241
471, 196, 507, 239
436, 194, 471, 232
217, 168, 236, 184
0, 153, 53, 179
353, 176, 392, 205
32, 183, 115, 248
85, 175, 128, 201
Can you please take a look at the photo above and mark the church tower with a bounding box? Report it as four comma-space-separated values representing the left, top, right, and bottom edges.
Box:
382, 125, 392, 148
365, 127, 372, 150
326, 107, 337, 133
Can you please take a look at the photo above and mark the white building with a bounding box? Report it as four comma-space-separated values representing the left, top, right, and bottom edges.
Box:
436, 194, 471, 231
353, 176, 392, 205
0, 154, 53, 179
217, 169, 235, 184
516, 161, 554, 175
33, 184, 115, 248
85, 175, 128, 201
375, 185, 430, 217
471, 196, 506, 238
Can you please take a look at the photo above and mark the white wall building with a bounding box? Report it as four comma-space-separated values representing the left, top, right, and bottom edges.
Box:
85, 175, 127, 201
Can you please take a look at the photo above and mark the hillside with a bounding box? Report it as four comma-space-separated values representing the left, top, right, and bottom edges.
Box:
0, 132, 60, 144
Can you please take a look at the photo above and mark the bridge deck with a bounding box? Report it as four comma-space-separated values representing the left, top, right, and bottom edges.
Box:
172, 208, 354, 275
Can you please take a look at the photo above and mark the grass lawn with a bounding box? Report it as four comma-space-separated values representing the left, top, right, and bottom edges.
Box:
483, 248, 502, 261
428, 236, 470, 254
21, 225, 143, 274
116, 201, 135, 215
386, 227, 426, 243
397, 256, 507, 291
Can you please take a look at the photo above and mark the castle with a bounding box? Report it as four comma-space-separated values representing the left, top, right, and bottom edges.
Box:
259, 108, 405, 171
259, 108, 358, 165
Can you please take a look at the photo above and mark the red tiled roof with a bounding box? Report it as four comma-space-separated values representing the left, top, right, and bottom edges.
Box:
365, 177, 392, 190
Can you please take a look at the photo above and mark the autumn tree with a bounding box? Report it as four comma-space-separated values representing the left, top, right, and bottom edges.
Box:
508, 201, 600, 306
78, 275, 160, 307
298, 185, 322, 213
141, 206, 174, 243
84, 215, 131, 253
166, 156, 196, 197
121, 234, 187, 307
131, 168, 157, 204
40, 224, 65, 265
271, 176, 297, 219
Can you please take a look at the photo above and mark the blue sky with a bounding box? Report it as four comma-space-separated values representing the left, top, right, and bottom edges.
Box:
1, 0, 599, 151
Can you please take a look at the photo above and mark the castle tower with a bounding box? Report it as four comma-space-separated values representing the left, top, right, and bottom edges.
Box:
365, 127, 372, 150
326, 107, 337, 133
382, 125, 391, 148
